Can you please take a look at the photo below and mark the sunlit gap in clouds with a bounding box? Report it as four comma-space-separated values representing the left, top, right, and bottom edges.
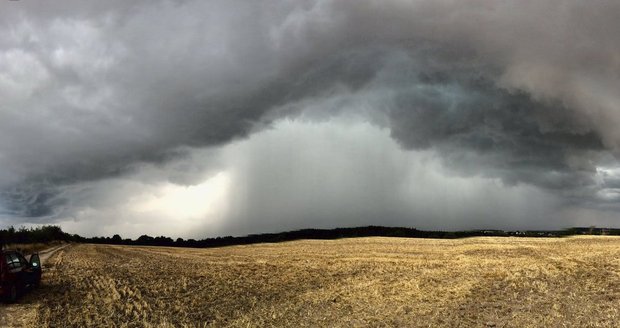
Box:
130, 172, 230, 221
54, 171, 232, 239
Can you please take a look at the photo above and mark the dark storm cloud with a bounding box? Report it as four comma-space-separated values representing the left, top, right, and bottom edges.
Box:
1, 0, 619, 223
386, 74, 605, 191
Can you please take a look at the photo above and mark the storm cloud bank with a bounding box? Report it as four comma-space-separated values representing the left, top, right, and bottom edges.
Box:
1, 0, 619, 236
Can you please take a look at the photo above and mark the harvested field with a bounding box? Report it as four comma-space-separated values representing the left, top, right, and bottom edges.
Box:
6, 236, 620, 327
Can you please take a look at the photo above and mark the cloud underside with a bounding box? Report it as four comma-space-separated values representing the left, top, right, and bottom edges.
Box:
1, 0, 620, 235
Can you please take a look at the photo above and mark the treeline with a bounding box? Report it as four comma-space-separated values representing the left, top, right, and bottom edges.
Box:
88, 226, 473, 248
3, 225, 620, 250
83, 226, 620, 248
0, 225, 80, 246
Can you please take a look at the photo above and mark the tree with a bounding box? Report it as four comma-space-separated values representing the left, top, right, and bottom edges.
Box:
136, 235, 155, 245
111, 234, 123, 243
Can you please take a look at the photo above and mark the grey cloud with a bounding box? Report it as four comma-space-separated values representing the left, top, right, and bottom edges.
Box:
385, 72, 605, 191
45, 119, 564, 238
215, 119, 563, 236
0, 0, 619, 227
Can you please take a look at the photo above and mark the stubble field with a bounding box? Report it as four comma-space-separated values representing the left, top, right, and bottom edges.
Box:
7, 236, 620, 327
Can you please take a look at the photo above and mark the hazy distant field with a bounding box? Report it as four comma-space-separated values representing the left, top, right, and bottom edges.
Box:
11, 237, 620, 327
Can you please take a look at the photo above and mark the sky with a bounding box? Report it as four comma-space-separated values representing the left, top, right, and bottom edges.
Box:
1, 0, 620, 238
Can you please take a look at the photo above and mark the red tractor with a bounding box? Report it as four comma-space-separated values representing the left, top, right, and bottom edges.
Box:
0, 250, 41, 303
